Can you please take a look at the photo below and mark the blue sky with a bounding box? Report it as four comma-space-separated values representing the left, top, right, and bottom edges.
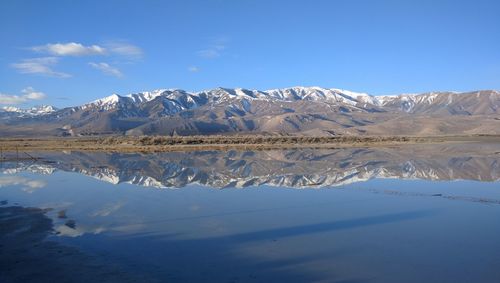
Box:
1, 0, 499, 108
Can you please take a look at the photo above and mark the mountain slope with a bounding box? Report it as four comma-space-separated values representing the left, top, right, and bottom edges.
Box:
379, 90, 500, 115
1, 87, 499, 137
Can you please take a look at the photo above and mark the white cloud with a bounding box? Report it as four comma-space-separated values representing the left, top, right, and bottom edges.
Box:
89, 62, 123, 78
12, 42, 142, 79
11, 57, 71, 78
0, 94, 27, 104
196, 37, 228, 59
32, 42, 106, 56
188, 66, 200, 72
22, 87, 46, 100
0, 87, 47, 105
105, 41, 143, 59
30, 41, 143, 60
197, 49, 220, 58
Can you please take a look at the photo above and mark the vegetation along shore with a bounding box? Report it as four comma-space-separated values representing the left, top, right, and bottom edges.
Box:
0, 134, 498, 153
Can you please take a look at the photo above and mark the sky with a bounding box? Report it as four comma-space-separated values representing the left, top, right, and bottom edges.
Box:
1, 0, 500, 108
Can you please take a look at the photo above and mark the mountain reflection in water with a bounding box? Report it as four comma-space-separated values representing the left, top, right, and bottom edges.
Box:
2, 143, 500, 189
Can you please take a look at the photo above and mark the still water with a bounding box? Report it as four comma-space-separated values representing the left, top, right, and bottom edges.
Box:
1, 143, 500, 283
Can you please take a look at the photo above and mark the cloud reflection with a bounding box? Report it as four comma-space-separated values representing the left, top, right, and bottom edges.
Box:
0, 176, 47, 192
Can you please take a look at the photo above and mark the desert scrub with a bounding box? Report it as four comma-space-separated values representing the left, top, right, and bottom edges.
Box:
31, 135, 425, 149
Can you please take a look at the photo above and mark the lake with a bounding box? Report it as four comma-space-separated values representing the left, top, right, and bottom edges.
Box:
1, 143, 500, 283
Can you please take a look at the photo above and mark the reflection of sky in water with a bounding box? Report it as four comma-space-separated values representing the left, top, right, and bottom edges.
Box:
0, 175, 47, 193
1, 167, 500, 282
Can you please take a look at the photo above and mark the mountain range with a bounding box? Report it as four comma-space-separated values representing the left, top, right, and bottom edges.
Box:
2, 86, 500, 136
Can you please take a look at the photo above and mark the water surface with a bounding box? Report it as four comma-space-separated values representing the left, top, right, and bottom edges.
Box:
1, 143, 500, 282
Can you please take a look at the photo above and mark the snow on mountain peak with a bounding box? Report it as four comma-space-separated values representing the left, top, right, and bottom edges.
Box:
79, 86, 379, 112
91, 93, 120, 105
82, 94, 123, 110
127, 89, 169, 103
33, 105, 57, 113
1, 105, 57, 116
82, 86, 481, 116
263, 86, 376, 106
2, 106, 21, 112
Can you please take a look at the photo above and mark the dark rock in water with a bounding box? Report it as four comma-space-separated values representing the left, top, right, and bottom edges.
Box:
0, 205, 158, 283
64, 219, 76, 229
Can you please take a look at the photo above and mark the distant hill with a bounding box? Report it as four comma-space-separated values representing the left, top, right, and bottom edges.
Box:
2, 87, 500, 137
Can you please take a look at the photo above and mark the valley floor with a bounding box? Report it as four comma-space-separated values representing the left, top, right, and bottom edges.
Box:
0, 135, 498, 153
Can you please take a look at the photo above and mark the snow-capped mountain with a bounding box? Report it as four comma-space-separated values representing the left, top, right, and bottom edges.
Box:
59, 87, 500, 116
76, 87, 376, 113
1, 87, 500, 136
376, 90, 500, 114
0, 105, 57, 118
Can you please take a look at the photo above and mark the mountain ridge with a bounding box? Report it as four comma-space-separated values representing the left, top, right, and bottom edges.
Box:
1, 86, 500, 137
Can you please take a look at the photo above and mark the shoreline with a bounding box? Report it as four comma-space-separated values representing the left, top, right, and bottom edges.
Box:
0, 135, 498, 153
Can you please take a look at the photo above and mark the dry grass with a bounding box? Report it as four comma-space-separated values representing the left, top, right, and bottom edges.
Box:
0, 134, 495, 153
124, 135, 418, 146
